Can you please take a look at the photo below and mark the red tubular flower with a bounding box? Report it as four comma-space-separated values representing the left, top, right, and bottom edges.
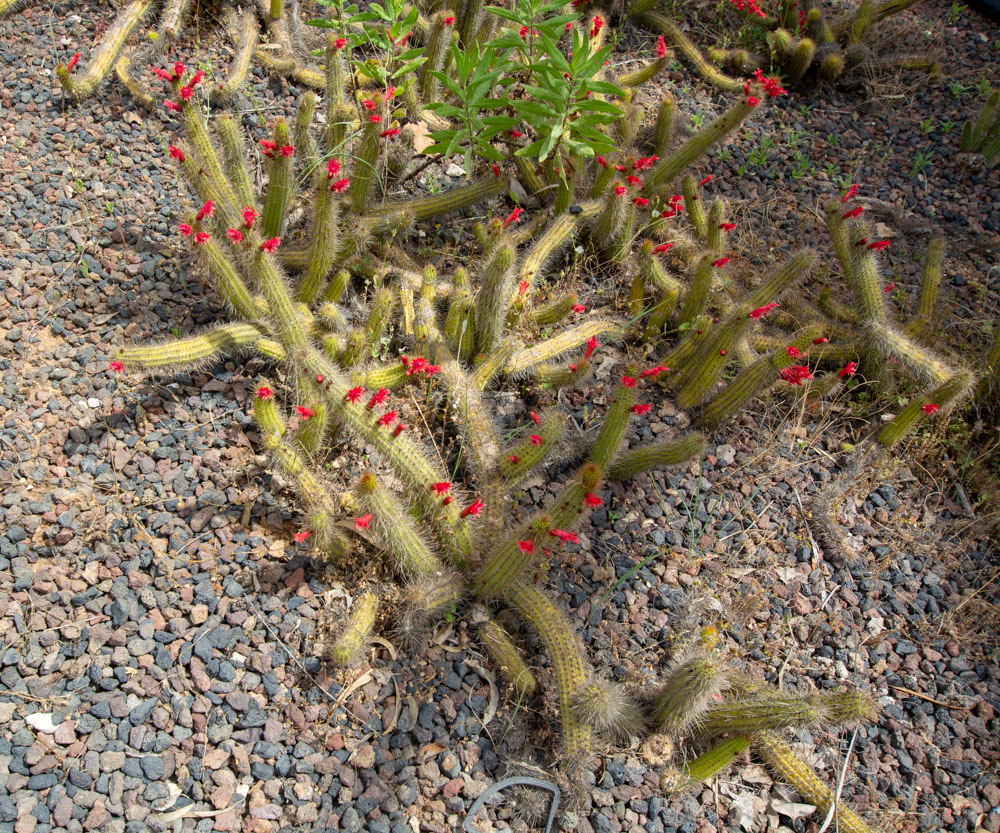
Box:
334, 37, 347, 49
327, 158, 341, 178
378, 410, 398, 427
713, 257, 730, 268
189, 69, 204, 88
443, 15, 455, 24
786, 345, 801, 358
369, 114, 382, 123
109, 360, 124, 373
168, 145, 185, 162
633, 197, 649, 207
843, 206, 864, 219
780, 365, 813, 386
670, 194, 683, 204
259, 140, 277, 158
280, 145, 295, 157
550, 529, 579, 545
384, 86, 396, 99
855, 238, 869, 246
163, 100, 182, 113
530, 412, 540, 424
621, 375, 636, 389
367, 388, 389, 409
331, 178, 350, 193
615, 164, 626, 172
517, 540, 535, 554
813, 337, 829, 345
699, 175, 714, 187
719, 222, 736, 231
631, 403, 651, 415
492, 164, 500, 177
884, 282, 896, 293
626, 175, 643, 186
838, 361, 858, 378
393, 423, 406, 436
227, 228, 244, 244
510, 129, 523, 138
596, 155, 607, 168
362, 99, 376, 111
503, 207, 524, 228
517, 280, 529, 297
868, 240, 890, 251
178, 86, 193, 101
173, 62, 185, 80
461, 499, 484, 518
590, 14, 604, 37
316, 375, 325, 384
260, 237, 280, 253
529, 435, 542, 446
257, 386, 273, 399
425, 364, 441, 375
583, 492, 603, 508
510, 455, 519, 464
380, 128, 401, 139
66, 52, 81, 72
431, 482, 452, 496
572, 303, 586, 313
613, 185, 627, 197
656, 35, 666, 58
178, 223, 193, 236
355, 514, 373, 530
196, 200, 214, 221
585, 336, 598, 360
652, 243, 673, 254
293, 531, 311, 543
242, 207, 256, 229
295, 406, 315, 420
345, 387, 364, 404
194, 232, 210, 244
748, 302, 779, 320
922, 403, 939, 414
568, 363, 578, 371
151, 67, 173, 82
640, 365, 666, 379
519, 25, 529, 39
841, 184, 858, 203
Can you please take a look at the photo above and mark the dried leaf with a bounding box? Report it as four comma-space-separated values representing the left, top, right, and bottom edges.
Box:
769, 797, 817, 822
404, 120, 433, 154
729, 791, 758, 831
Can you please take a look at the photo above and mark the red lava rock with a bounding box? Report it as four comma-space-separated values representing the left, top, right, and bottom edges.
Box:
442, 777, 464, 798
326, 732, 345, 750
284, 566, 305, 589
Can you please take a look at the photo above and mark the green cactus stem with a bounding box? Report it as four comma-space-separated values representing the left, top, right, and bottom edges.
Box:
654, 94, 676, 157
819, 51, 846, 81
701, 326, 823, 426
907, 238, 944, 339
653, 652, 727, 735
328, 592, 379, 666
217, 10, 256, 103
608, 434, 705, 479
505, 582, 591, 758
479, 618, 537, 699
519, 206, 598, 296
349, 118, 381, 214
261, 119, 294, 239
476, 242, 517, 355
754, 733, 879, 833
675, 312, 754, 408
878, 369, 974, 447
593, 186, 630, 254
531, 294, 579, 327
976, 316, 1000, 401
421, 12, 456, 103
358, 472, 444, 577
682, 736, 751, 783
786, 37, 816, 82
444, 271, 476, 363
297, 181, 340, 305
473, 514, 553, 598
706, 201, 726, 254
215, 115, 256, 210
964, 91, 999, 152
868, 324, 954, 385
293, 92, 318, 174
117, 323, 266, 371
471, 341, 516, 390
114, 46, 156, 110
645, 95, 757, 190
505, 319, 618, 377
270, 0, 282, 21
191, 233, 260, 322
617, 56, 668, 88
644, 290, 679, 342
589, 374, 637, 470
324, 269, 351, 304
57, 0, 152, 100
253, 386, 285, 436
676, 255, 716, 326
380, 176, 509, 222
700, 691, 877, 735
682, 176, 708, 240
745, 249, 815, 310
633, 12, 742, 92
553, 167, 577, 215
497, 411, 568, 484
459, 0, 485, 51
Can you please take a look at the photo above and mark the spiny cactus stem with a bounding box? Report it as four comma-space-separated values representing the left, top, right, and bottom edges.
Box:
633, 12, 742, 92
608, 434, 706, 479
505, 319, 620, 377
360, 472, 444, 576
479, 619, 537, 698
117, 323, 265, 370
329, 592, 379, 666
505, 582, 591, 758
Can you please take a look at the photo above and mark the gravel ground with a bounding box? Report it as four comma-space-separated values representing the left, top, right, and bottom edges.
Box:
1, 1, 998, 833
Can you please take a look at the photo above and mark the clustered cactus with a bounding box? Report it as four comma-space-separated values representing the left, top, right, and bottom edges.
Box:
630, 0, 939, 89
32, 0, 988, 828
960, 90, 1000, 168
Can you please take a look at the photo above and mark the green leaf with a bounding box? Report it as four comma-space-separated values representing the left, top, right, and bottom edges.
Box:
305, 18, 339, 27
392, 57, 427, 78
586, 80, 625, 96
